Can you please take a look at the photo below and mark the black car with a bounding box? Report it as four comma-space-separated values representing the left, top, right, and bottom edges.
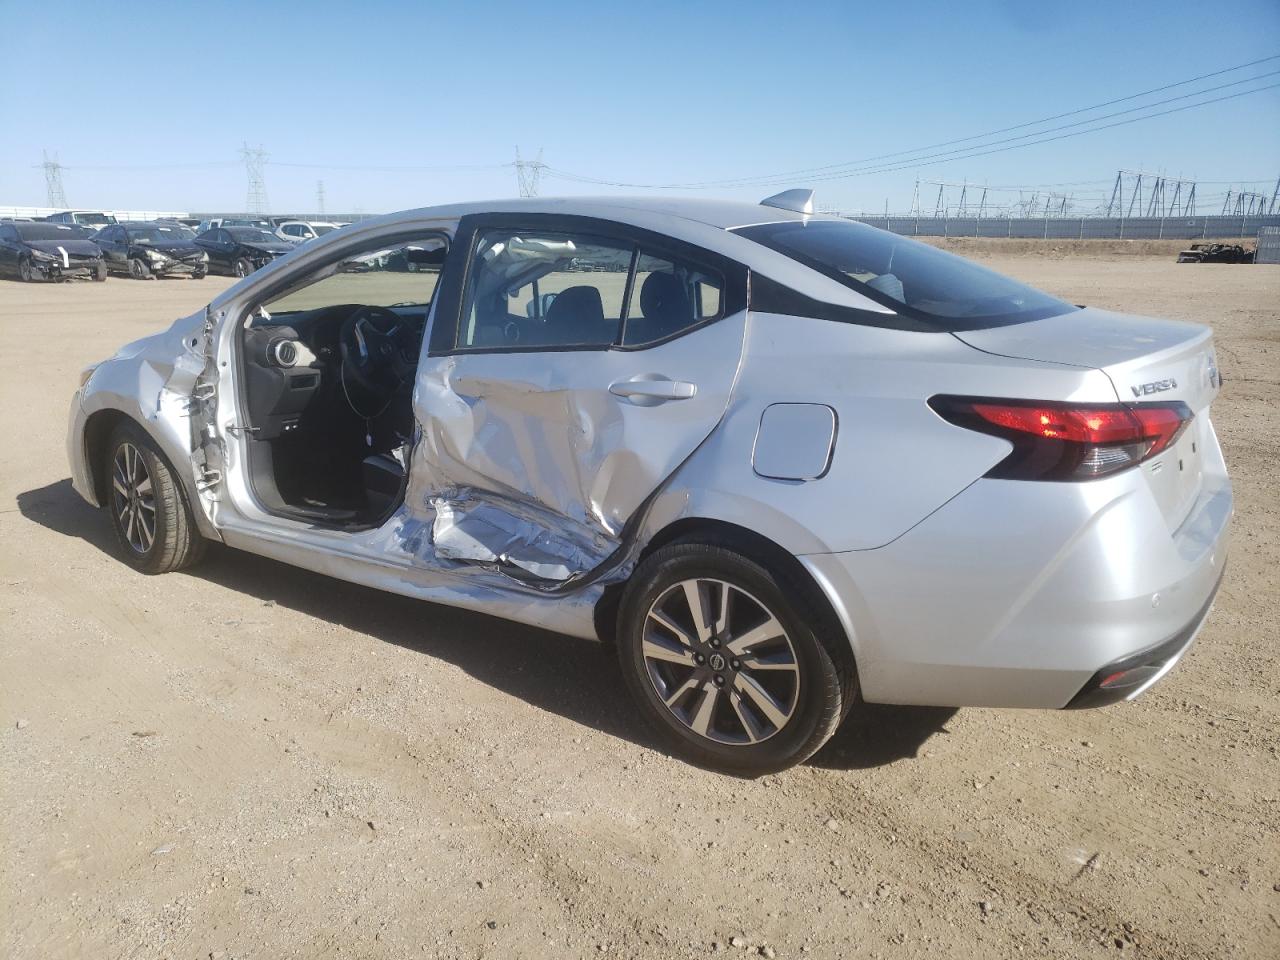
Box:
1176, 242, 1255, 264
0, 221, 106, 282
95, 221, 209, 280
193, 226, 293, 277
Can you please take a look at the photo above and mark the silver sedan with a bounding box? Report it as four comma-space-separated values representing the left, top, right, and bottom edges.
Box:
66, 192, 1232, 774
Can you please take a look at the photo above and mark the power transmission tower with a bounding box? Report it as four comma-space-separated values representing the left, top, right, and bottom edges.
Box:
42, 150, 68, 208
240, 142, 269, 214
1110, 170, 1198, 218
316, 180, 326, 216
1269, 176, 1279, 215
514, 147, 545, 197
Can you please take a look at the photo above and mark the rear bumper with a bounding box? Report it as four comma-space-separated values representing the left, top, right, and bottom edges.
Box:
1063, 564, 1224, 708
801, 427, 1232, 709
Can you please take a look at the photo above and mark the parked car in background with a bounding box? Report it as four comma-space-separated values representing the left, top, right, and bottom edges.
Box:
195, 217, 272, 235
94, 221, 209, 280
1176, 243, 1255, 264
275, 220, 344, 244
0, 220, 105, 281
193, 226, 293, 276
45, 210, 118, 231
65, 193, 1232, 774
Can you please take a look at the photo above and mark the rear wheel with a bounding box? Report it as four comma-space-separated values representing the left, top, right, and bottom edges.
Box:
129, 258, 151, 280
233, 258, 252, 278
105, 422, 206, 574
617, 542, 852, 775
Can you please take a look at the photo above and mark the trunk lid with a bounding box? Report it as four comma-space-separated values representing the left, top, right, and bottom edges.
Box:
954, 307, 1222, 530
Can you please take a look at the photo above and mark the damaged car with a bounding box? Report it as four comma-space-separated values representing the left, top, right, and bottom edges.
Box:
194, 226, 293, 277
66, 193, 1232, 774
1176, 242, 1254, 264
94, 221, 209, 280
0, 221, 106, 281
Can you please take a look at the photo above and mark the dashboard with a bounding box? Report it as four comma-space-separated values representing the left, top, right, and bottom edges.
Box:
241, 302, 428, 440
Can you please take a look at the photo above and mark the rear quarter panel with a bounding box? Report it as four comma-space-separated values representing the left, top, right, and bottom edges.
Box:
641, 312, 1123, 554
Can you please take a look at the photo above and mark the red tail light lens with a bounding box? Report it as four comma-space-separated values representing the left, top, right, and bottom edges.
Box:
930, 396, 1193, 481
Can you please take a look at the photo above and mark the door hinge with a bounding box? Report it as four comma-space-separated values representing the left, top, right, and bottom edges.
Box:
196, 468, 222, 493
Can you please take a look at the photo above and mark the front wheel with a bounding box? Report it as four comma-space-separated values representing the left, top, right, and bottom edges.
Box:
617, 542, 853, 775
93, 261, 107, 282
191, 269, 207, 280
129, 258, 152, 280
18, 258, 35, 282
232, 258, 252, 277
105, 422, 206, 574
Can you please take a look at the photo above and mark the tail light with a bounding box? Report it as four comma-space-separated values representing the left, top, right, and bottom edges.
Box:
929, 396, 1193, 481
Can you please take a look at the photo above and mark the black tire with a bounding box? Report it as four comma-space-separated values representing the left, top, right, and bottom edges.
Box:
191, 269, 207, 280
129, 258, 152, 280
104, 421, 206, 574
233, 258, 252, 278
93, 261, 107, 282
18, 258, 35, 282
616, 541, 854, 775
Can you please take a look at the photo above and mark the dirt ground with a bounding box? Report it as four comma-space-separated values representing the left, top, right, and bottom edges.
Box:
1, 250, 1277, 960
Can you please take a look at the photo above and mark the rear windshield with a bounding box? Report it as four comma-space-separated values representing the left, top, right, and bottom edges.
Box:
736, 219, 1076, 330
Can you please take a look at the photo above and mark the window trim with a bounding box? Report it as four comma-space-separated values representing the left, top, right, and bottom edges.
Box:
429, 213, 747, 357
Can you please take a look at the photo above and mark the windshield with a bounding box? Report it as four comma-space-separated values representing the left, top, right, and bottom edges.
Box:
226, 228, 280, 243
77, 213, 114, 225
130, 225, 195, 243
736, 219, 1075, 329
313, 224, 337, 235
14, 224, 86, 242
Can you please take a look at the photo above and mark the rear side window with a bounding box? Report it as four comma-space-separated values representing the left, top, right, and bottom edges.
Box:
736, 219, 1075, 330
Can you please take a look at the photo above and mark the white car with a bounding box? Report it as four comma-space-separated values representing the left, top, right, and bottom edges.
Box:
65, 192, 1231, 774
275, 220, 344, 244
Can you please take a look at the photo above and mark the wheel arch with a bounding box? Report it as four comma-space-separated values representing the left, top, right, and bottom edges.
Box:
595, 516, 858, 680
83, 408, 134, 505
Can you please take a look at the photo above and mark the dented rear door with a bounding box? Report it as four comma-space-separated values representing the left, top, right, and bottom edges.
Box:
410, 214, 749, 584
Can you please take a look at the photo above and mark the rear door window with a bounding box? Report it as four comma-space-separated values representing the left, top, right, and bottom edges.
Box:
459, 229, 632, 349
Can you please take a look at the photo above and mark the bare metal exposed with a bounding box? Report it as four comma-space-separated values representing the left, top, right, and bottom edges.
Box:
66, 194, 1233, 773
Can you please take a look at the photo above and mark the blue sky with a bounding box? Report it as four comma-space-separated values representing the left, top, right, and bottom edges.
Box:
1, 0, 1277, 215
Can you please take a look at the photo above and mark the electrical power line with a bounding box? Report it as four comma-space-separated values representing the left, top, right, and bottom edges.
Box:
548, 79, 1280, 190
543, 55, 1280, 190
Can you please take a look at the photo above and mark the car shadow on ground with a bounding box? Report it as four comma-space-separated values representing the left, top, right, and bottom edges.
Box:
16, 478, 956, 774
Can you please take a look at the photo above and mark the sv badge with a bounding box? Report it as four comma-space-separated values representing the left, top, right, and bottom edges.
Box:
1131, 378, 1177, 397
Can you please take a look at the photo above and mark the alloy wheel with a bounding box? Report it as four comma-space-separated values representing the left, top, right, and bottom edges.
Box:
111, 442, 156, 554
642, 578, 800, 745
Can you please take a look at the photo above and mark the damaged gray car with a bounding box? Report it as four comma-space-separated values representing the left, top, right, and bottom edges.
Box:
66, 193, 1231, 774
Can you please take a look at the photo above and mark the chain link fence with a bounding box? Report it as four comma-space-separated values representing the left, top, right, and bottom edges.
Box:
850, 214, 1280, 240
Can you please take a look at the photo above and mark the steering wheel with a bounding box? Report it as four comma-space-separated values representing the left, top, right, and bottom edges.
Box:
338, 305, 417, 401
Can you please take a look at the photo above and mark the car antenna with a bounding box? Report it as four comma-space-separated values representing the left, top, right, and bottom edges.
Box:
759, 189, 815, 215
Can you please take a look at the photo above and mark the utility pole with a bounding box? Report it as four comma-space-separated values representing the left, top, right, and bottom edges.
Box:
42, 150, 68, 208
514, 147, 545, 198
316, 180, 326, 217
240, 142, 269, 215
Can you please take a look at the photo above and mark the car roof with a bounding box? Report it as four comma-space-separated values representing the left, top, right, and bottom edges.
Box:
378, 196, 820, 231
